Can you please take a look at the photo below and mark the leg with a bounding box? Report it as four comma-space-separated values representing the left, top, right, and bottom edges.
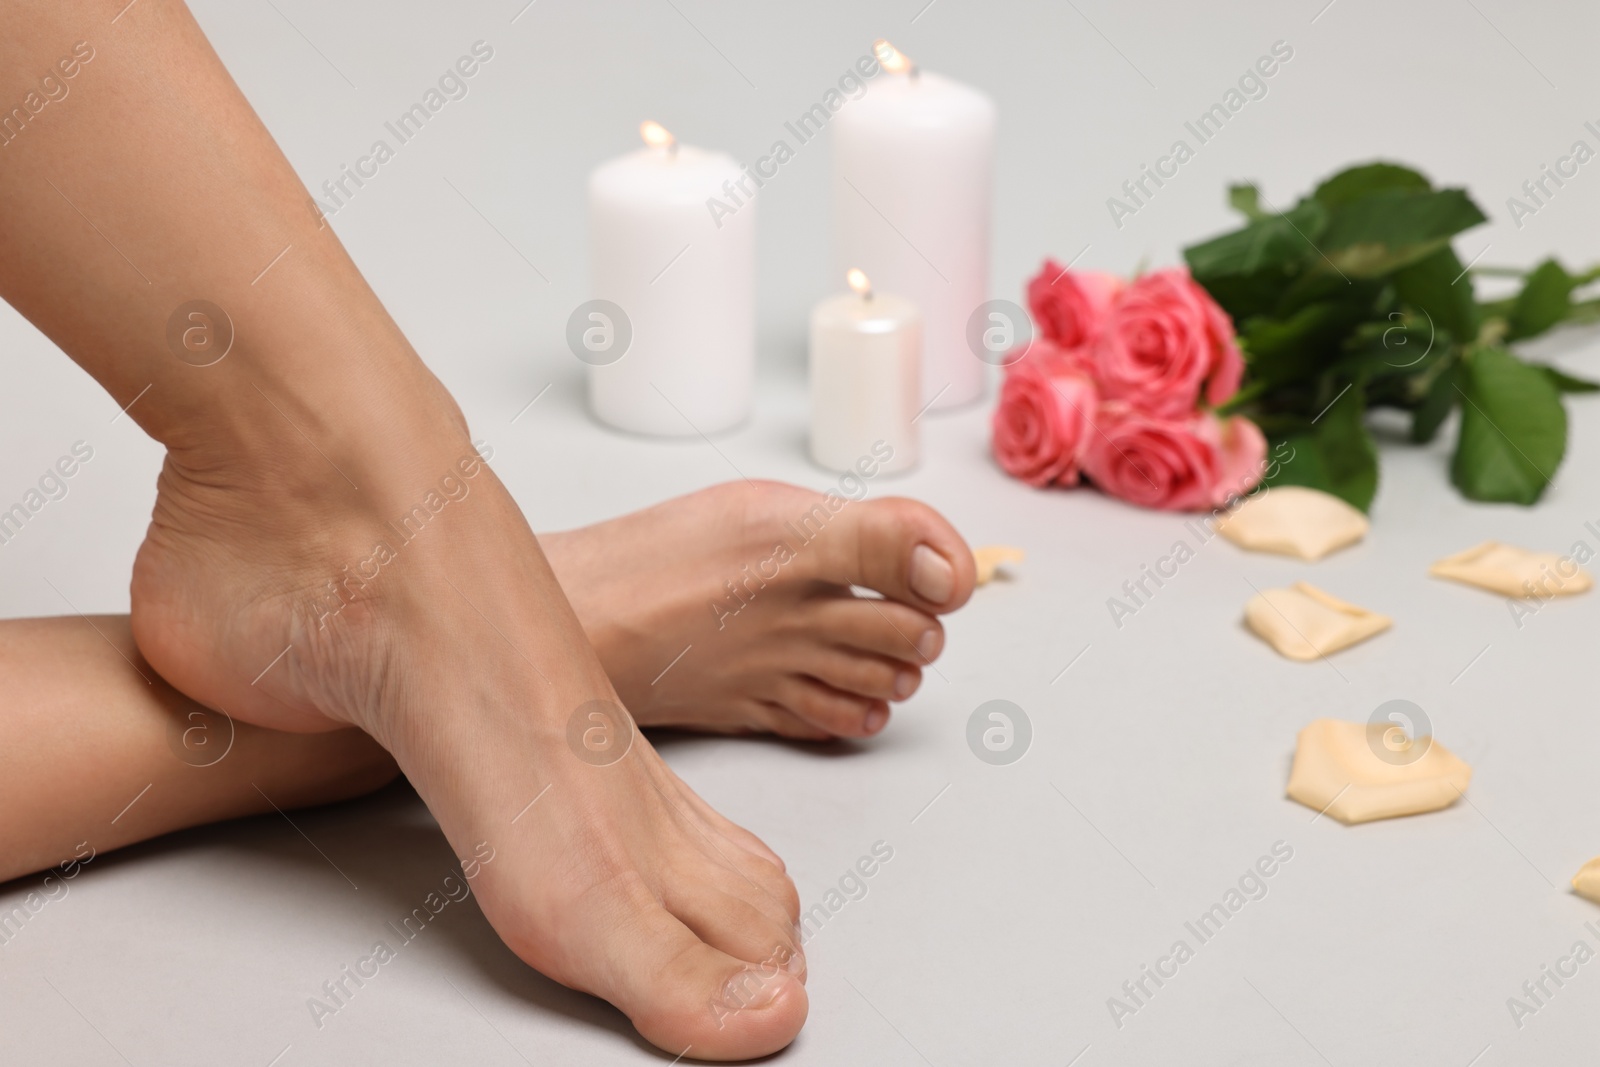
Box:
0, 615, 397, 885
1, 478, 979, 885
0, 3, 808, 1056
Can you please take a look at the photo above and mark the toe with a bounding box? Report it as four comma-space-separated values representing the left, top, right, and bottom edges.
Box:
663, 764, 804, 882
615, 903, 809, 1060
665, 879, 806, 982
797, 644, 921, 703
797, 497, 977, 613
760, 705, 838, 742
772, 676, 890, 738
692, 827, 803, 925
799, 595, 944, 668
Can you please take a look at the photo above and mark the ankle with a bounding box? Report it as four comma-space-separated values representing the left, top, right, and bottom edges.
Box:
148, 280, 468, 484
164, 353, 478, 505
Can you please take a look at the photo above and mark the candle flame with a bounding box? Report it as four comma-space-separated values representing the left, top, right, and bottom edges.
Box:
846, 268, 872, 298
873, 39, 912, 75
639, 120, 675, 150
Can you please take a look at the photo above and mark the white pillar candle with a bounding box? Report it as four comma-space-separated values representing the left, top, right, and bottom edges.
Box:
586, 122, 754, 436
810, 269, 921, 474
831, 41, 996, 413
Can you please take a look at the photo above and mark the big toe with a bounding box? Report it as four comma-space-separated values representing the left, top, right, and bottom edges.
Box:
804, 496, 976, 613
616, 902, 808, 1060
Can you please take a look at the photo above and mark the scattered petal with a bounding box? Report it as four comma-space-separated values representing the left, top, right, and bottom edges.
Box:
1245, 582, 1391, 661
973, 545, 1025, 585
1217, 486, 1369, 561
1286, 718, 1472, 824
1573, 858, 1600, 904
1430, 541, 1592, 599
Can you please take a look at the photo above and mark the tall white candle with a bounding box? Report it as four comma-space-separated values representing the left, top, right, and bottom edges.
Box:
586, 122, 754, 436
810, 269, 921, 474
831, 41, 995, 413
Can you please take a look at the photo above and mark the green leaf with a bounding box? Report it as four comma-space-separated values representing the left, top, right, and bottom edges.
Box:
1531, 363, 1600, 393
1475, 295, 1515, 328
1311, 162, 1433, 208
1241, 299, 1380, 387
1273, 272, 1387, 320
1411, 362, 1458, 443
1263, 385, 1380, 511
1184, 201, 1331, 322
1392, 247, 1478, 342
1318, 189, 1488, 278
1192, 267, 1304, 324
1184, 200, 1328, 282
1571, 297, 1600, 326
1506, 259, 1575, 341
1451, 346, 1567, 505
1337, 324, 1443, 392
1229, 183, 1268, 220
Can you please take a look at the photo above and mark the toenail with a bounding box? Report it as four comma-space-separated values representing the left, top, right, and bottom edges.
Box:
892, 671, 917, 700
916, 629, 938, 661
909, 544, 955, 604
864, 707, 888, 733
723, 969, 785, 1011
786, 949, 806, 976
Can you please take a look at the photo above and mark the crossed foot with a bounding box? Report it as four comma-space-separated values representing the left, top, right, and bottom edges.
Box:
128, 444, 973, 1061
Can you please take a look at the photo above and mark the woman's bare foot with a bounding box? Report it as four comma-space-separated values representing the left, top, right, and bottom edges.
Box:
543, 482, 977, 740
128, 429, 808, 1060
0, 4, 808, 1051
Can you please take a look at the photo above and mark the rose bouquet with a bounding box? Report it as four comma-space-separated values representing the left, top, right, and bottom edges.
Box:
995, 161, 1600, 512
992, 264, 1268, 511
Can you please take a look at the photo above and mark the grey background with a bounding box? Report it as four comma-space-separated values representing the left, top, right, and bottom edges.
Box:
3, 0, 1600, 1063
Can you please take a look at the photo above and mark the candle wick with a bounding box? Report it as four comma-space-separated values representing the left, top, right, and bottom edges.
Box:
909, 64, 920, 81
667, 142, 679, 159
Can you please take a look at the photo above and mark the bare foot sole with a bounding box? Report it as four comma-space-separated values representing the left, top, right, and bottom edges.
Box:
129, 445, 809, 1060
543, 481, 977, 741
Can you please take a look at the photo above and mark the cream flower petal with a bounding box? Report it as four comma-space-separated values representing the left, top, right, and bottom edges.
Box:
973, 545, 1025, 585
1216, 486, 1369, 561
1244, 582, 1391, 661
1429, 541, 1593, 599
1286, 719, 1472, 825
1573, 858, 1600, 905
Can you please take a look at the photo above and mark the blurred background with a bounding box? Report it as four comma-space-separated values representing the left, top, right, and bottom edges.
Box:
5, 0, 1598, 585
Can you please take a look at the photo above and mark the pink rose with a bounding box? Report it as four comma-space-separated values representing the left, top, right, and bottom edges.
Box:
992, 359, 1098, 487
1090, 268, 1244, 416
1027, 261, 1123, 349
1083, 404, 1266, 511
1001, 336, 1091, 378
1198, 285, 1244, 403
1214, 413, 1268, 503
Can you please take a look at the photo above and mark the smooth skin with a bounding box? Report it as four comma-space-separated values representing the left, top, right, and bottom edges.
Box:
0, 615, 401, 885
1, 486, 976, 884
0, 2, 975, 1059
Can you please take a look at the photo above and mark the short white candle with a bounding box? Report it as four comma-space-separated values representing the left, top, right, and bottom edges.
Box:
831, 40, 996, 413
587, 121, 754, 436
809, 269, 921, 474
